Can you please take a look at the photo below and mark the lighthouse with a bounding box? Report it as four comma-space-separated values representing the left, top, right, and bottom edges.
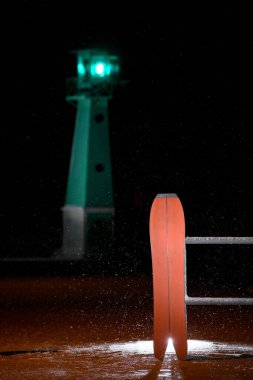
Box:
62, 49, 120, 258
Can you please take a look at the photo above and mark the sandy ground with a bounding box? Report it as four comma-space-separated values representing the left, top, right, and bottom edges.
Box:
0, 276, 252, 379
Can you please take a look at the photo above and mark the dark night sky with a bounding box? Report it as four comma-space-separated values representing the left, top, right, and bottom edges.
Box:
1, 3, 252, 271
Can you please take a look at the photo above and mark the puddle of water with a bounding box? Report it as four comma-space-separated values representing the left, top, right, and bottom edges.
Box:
67, 338, 253, 358
1, 340, 253, 379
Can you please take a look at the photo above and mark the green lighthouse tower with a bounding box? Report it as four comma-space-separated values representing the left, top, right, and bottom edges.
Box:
62, 49, 120, 258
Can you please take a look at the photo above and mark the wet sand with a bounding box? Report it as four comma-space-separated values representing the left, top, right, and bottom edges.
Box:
0, 276, 252, 379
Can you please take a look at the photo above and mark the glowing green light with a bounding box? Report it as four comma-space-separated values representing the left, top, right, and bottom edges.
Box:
95, 62, 106, 76
90, 60, 111, 79
77, 62, 86, 76
74, 50, 119, 91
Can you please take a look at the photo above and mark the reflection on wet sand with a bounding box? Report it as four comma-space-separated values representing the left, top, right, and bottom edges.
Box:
1, 340, 252, 379
0, 277, 252, 379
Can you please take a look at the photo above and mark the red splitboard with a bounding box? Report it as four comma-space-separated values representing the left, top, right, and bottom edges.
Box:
150, 194, 187, 360
149, 196, 170, 360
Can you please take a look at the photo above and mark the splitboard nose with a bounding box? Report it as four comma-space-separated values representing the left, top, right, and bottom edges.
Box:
149, 194, 187, 360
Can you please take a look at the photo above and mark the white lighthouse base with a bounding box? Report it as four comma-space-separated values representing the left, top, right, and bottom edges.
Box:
59, 205, 114, 259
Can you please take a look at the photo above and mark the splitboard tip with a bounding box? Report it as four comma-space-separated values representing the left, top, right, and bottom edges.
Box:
153, 339, 168, 361
176, 352, 188, 361
156, 193, 178, 199
154, 348, 166, 361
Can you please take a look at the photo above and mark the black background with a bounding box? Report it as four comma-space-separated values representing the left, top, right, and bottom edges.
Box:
0, 4, 252, 287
